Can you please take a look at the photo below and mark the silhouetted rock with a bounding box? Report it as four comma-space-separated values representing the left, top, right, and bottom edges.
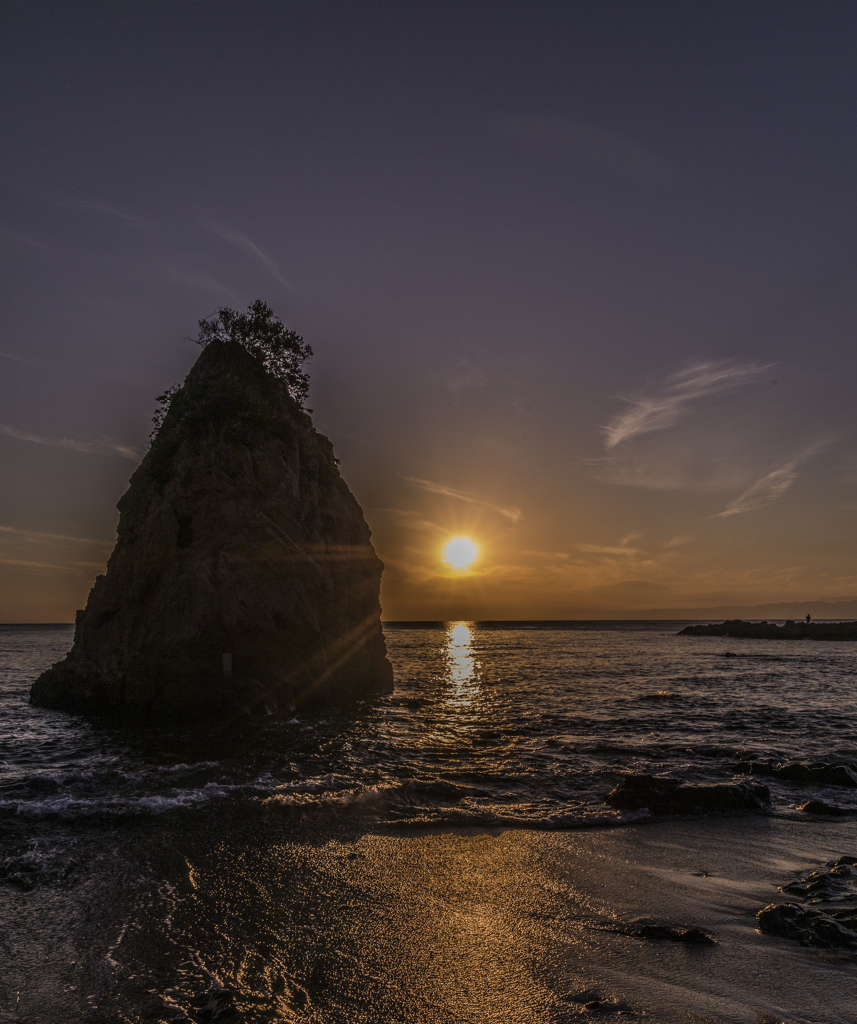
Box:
613, 920, 715, 944
679, 619, 857, 640
604, 774, 769, 815
730, 759, 857, 787
31, 340, 393, 719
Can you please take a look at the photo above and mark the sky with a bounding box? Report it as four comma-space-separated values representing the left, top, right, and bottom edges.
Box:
2, 0, 857, 621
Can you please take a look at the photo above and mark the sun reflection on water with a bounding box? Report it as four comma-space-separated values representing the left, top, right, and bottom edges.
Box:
445, 621, 479, 707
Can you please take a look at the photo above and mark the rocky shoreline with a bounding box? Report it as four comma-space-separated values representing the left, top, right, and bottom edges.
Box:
678, 619, 857, 640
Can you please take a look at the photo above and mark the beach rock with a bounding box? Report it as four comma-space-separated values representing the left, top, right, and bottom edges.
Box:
615, 920, 715, 944
604, 774, 770, 815
730, 760, 857, 787
562, 991, 635, 1015
780, 856, 857, 901
758, 855, 857, 950
798, 799, 850, 816
30, 339, 393, 719
757, 903, 857, 949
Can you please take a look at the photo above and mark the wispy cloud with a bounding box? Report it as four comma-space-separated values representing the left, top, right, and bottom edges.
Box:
499, 113, 679, 185
446, 360, 488, 402
0, 424, 139, 460
208, 225, 299, 294
0, 525, 113, 546
577, 544, 642, 557
604, 360, 774, 448
0, 349, 52, 369
55, 197, 145, 224
714, 443, 828, 518
522, 549, 570, 560
405, 477, 522, 524
0, 223, 65, 256
715, 461, 800, 517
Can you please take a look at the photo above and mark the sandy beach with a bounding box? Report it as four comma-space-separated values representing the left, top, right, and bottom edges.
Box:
3, 812, 855, 1022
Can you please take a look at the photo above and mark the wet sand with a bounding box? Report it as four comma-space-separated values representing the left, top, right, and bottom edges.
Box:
3, 813, 856, 1022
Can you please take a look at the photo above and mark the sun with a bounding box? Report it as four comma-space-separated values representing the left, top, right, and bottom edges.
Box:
443, 536, 478, 570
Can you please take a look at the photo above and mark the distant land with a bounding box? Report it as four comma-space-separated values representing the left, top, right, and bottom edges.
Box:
630, 598, 857, 620
10, 598, 857, 628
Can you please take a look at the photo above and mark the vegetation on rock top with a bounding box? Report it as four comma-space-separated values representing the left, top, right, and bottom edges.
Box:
150, 300, 311, 445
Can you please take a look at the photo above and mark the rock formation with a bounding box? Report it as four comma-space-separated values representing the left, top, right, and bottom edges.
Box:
678, 618, 857, 640
31, 339, 393, 719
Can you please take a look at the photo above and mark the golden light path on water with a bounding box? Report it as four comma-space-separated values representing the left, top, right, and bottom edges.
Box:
445, 621, 478, 708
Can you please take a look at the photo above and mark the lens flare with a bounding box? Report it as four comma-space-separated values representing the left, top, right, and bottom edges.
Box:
443, 537, 478, 569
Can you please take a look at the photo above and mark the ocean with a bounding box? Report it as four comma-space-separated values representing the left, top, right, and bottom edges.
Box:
2, 621, 856, 1022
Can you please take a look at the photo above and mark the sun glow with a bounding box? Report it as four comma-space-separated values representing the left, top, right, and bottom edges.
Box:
443, 536, 478, 569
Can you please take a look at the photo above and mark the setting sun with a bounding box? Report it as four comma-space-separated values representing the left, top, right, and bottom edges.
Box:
443, 537, 478, 569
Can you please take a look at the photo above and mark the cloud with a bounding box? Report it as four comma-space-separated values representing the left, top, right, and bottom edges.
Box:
0, 524, 113, 546
55, 197, 146, 224
0, 349, 52, 368
0, 557, 77, 571
446, 361, 488, 402
208, 225, 299, 294
404, 477, 522, 523
522, 550, 570, 560
714, 443, 828, 517
577, 543, 642, 556
0, 223, 65, 256
499, 113, 679, 185
715, 460, 800, 518
0, 424, 139, 460
604, 360, 774, 448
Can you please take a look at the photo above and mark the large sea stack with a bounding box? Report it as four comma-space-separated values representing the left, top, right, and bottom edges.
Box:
31, 338, 393, 718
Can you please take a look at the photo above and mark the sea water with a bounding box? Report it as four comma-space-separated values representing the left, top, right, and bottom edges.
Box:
2, 621, 856, 1021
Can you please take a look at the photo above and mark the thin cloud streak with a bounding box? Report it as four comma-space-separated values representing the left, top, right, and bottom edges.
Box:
604, 360, 773, 448
499, 113, 679, 185
0, 424, 139, 460
0, 525, 113, 546
715, 461, 799, 517
0, 350, 52, 368
405, 477, 522, 523
0, 224, 65, 256
208, 225, 300, 294
55, 198, 145, 224
715, 443, 829, 518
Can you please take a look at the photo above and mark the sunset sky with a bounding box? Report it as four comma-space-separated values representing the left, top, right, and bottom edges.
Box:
2, 2, 857, 622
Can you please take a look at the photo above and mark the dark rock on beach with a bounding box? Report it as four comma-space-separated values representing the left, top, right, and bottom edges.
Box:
613, 920, 715, 944
30, 339, 393, 719
730, 759, 857, 787
561, 991, 635, 1015
758, 856, 857, 950
604, 774, 770, 815
757, 903, 857, 950
798, 799, 850, 816
679, 618, 857, 640
779, 855, 857, 901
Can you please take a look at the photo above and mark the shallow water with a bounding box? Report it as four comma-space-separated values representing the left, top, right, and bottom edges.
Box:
2, 622, 857, 1021
3, 621, 857, 827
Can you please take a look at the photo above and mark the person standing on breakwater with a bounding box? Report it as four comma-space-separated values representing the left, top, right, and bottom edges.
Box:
806, 614, 811, 623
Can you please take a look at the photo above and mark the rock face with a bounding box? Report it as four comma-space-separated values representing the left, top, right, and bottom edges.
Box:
31, 340, 393, 718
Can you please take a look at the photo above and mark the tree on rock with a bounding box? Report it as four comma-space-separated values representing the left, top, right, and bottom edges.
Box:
151, 301, 312, 445
195, 300, 313, 406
